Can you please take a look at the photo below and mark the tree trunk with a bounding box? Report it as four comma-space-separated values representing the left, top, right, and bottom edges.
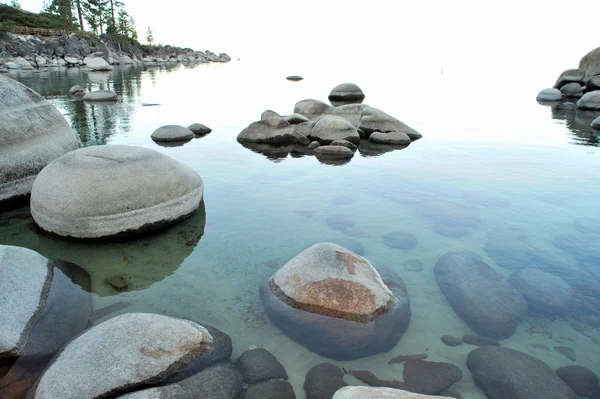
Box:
76, 0, 84, 31
109, 0, 115, 27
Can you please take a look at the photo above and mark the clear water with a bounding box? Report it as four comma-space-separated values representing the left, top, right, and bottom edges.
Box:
1, 59, 600, 398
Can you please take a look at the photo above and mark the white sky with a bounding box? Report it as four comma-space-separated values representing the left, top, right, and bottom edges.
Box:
15, 0, 600, 69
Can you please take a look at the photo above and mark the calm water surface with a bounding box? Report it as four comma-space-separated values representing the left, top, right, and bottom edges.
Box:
1, 58, 600, 398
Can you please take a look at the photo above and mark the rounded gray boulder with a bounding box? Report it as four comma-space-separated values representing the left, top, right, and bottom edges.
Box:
32, 313, 214, 399
237, 117, 308, 145
294, 99, 332, 120
0, 75, 81, 207
576, 90, 600, 110
151, 125, 195, 142
592, 115, 600, 130
68, 85, 85, 95
83, 90, 118, 101
188, 123, 212, 135
358, 106, 422, 140
560, 82, 583, 98
554, 69, 586, 89
309, 116, 360, 145
0, 245, 52, 359
369, 132, 411, 145
260, 243, 411, 360
536, 88, 563, 102
30, 145, 204, 240
328, 83, 365, 106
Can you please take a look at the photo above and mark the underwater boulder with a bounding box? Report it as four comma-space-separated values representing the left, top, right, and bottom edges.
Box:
260, 242, 411, 360
0, 75, 81, 208
467, 347, 578, 399
30, 145, 204, 240
434, 252, 527, 339
82, 90, 118, 101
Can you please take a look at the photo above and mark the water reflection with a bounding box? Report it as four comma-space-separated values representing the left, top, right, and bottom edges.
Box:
0, 201, 206, 297
542, 101, 600, 146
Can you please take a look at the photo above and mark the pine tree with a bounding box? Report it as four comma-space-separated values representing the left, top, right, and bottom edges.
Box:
146, 26, 153, 45
44, 0, 76, 30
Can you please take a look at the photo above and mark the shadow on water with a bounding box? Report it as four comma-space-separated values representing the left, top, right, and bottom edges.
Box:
541, 101, 600, 146
0, 201, 206, 297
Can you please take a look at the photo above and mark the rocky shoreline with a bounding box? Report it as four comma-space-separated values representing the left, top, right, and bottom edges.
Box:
0, 32, 231, 71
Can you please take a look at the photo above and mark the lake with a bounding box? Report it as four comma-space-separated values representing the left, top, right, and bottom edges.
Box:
1, 57, 600, 398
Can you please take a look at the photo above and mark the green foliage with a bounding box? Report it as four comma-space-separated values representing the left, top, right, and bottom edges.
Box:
0, 4, 63, 29
145, 25, 152, 45
0, 18, 16, 32
44, 0, 76, 30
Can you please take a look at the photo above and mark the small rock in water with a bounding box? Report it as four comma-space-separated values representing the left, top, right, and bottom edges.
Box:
105, 275, 129, 291
531, 343, 551, 351
187, 123, 212, 135
304, 363, 347, 399
402, 360, 463, 395
388, 353, 427, 364
326, 214, 356, 231
236, 348, 288, 384
554, 346, 577, 361
404, 259, 424, 272
463, 334, 500, 347
286, 75, 303, 81
383, 232, 418, 250
266, 260, 278, 268
441, 335, 463, 347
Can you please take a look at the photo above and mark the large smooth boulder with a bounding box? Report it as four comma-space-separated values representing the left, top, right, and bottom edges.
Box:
236, 348, 287, 384
467, 347, 578, 399
294, 99, 332, 120
237, 118, 308, 145
508, 269, 580, 315
358, 107, 422, 140
0, 245, 52, 358
32, 313, 214, 399
554, 69, 586, 88
309, 116, 360, 145
328, 83, 365, 106
537, 88, 563, 101
31, 145, 204, 240
83, 56, 113, 71
332, 387, 455, 399
0, 75, 81, 206
556, 366, 599, 396
83, 90, 117, 101
151, 125, 195, 142
579, 47, 600, 79
119, 363, 243, 399
577, 90, 600, 110
260, 243, 411, 360
434, 252, 527, 339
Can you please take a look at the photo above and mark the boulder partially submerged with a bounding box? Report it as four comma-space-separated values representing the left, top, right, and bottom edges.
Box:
83, 90, 118, 101
328, 83, 366, 106
260, 242, 411, 359
31, 145, 204, 240
151, 125, 195, 142
0, 75, 81, 207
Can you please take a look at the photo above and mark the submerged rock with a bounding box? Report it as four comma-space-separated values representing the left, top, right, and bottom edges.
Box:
0, 245, 52, 358
260, 242, 411, 359
383, 231, 418, 250
236, 348, 287, 384
0, 75, 81, 207
32, 313, 214, 399
467, 347, 578, 399
508, 268, 580, 315
243, 380, 296, 399
31, 145, 204, 240
402, 360, 463, 395
434, 252, 527, 339
556, 365, 599, 396
151, 125, 195, 142
83, 90, 118, 101
304, 363, 347, 399
328, 83, 365, 106
537, 88, 563, 101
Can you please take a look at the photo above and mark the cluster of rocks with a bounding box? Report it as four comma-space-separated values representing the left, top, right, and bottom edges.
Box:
537, 46, 600, 130
151, 123, 212, 147
260, 242, 411, 360
0, 32, 230, 73
237, 83, 422, 164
